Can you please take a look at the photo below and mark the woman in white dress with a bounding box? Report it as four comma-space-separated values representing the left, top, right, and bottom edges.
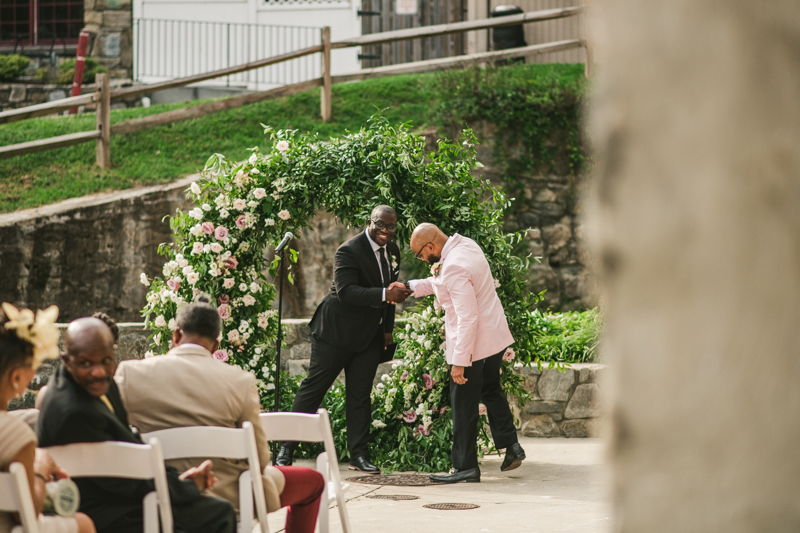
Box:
0, 303, 95, 533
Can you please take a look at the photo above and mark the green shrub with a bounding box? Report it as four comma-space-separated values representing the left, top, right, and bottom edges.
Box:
0, 54, 31, 82
55, 58, 108, 84
529, 308, 602, 364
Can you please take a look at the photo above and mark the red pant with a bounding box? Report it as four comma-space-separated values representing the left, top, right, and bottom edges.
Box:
275, 466, 325, 533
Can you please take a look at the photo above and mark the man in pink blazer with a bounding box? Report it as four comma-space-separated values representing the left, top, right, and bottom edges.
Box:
404, 223, 526, 483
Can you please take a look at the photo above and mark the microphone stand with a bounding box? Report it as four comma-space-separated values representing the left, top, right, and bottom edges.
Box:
271, 245, 285, 464
274, 245, 285, 414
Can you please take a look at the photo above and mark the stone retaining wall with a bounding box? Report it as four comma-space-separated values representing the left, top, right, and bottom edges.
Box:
0, 81, 144, 111
12, 321, 605, 439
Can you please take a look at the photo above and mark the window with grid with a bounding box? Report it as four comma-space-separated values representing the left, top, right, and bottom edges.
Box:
0, 0, 83, 46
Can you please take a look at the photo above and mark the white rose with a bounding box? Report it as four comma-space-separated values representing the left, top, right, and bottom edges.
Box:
190, 182, 201, 195
265, 218, 275, 227
239, 283, 248, 291
250, 282, 260, 293
276, 140, 289, 152
253, 188, 266, 199
247, 201, 258, 208
187, 272, 200, 285
278, 210, 291, 220
140, 273, 150, 286
424, 340, 432, 350
188, 208, 203, 220
178, 259, 189, 268
202, 203, 212, 211
210, 243, 223, 253
168, 318, 177, 331
372, 420, 387, 429
189, 224, 203, 237
249, 153, 258, 164
243, 295, 256, 306
233, 199, 247, 211
154, 315, 167, 327
192, 242, 204, 255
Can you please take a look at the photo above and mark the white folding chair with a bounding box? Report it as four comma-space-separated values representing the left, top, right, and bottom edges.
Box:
0, 463, 39, 533
259, 408, 351, 533
45, 439, 173, 533
141, 421, 268, 533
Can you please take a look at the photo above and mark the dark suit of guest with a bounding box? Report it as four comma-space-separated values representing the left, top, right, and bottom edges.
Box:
289, 229, 401, 460
37, 365, 236, 533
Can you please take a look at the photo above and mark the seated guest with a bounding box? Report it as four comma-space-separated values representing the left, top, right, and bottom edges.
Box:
35, 311, 119, 414
37, 316, 236, 533
0, 302, 95, 533
115, 295, 325, 533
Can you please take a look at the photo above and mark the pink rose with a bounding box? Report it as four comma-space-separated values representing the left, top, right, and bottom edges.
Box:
212, 350, 229, 362
167, 278, 180, 291
400, 370, 409, 380
478, 403, 487, 416
235, 214, 246, 229
201, 222, 215, 234
502, 347, 515, 362
416, 424, 430, 436
214, 226, 229, 241
439, 406, 449, 415
217, 294, 230, 305
402, 411, 417, 423
218, 304, 230, 319
422, 373, 434, 390
225, 256, 238, 270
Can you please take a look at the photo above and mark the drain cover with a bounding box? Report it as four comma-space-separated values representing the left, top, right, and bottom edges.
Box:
367, 495, 420, 501
423, 503, 480, 510
349, 474, 440, 486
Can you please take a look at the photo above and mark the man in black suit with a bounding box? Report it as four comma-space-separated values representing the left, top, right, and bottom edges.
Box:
276, 205, 411, 473
38, 317, 236, 533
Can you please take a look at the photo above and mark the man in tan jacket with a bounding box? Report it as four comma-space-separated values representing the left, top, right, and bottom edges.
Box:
115, 295, 324, 533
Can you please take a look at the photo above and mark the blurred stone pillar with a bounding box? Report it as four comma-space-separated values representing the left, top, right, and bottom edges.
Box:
587, 1, 800, 531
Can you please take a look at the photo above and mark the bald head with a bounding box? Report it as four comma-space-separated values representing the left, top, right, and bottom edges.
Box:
410, 223, 449, 265
64, 317, 116, 397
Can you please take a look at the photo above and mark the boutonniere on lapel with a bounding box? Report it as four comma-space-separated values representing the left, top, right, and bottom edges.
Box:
431, 262, 442, 278
391, 256, 398, 270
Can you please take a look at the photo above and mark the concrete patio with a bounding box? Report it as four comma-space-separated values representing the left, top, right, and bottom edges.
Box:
268, 436, 610, 533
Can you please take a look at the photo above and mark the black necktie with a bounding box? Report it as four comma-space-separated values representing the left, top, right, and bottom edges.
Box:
378, 247, 391, 288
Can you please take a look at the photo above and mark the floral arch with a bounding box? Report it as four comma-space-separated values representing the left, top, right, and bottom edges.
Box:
140, 117, 540, 471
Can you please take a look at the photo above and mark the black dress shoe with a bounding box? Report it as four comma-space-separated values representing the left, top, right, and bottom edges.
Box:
429, 467, 480, 483
500, 442, 526, 472
275, 444, 294, 466
349, 456, 380, 474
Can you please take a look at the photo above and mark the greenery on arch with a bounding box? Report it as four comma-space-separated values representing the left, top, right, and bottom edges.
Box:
140, 116, 547, 471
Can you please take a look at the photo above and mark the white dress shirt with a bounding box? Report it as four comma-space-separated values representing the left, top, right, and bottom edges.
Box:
364, 228, 387, 301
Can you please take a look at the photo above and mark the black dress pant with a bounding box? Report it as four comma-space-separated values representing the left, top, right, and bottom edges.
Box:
91, 493, 236, 533
450, 348, 519, 469
288, 328, 383, 459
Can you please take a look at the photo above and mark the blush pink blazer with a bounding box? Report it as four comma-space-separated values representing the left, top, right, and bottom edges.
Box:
411, 234, 514, 366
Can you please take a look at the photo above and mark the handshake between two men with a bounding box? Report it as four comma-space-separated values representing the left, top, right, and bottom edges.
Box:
386, 281, 413, 305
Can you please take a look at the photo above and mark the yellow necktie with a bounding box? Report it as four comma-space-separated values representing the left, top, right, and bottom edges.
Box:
99, 395, 115, 414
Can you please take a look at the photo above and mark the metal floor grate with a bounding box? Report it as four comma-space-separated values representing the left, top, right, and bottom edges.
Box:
349, 474, 440, 486
367, 494, 420, 501
423, 503, 480, 510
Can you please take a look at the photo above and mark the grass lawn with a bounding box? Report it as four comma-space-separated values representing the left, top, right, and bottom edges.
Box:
0, 63, 585, 213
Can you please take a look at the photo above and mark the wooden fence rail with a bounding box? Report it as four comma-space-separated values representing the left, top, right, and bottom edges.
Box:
0, 7, 589, 168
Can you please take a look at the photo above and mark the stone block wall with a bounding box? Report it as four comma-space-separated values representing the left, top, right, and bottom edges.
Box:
0, 81, 144, 111
84, 0, 133, 80
0, 177, 194, 323
511, 363, 605, 438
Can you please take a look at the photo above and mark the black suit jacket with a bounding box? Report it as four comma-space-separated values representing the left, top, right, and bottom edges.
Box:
309, 231, 401, 351
37, 365, 203, 532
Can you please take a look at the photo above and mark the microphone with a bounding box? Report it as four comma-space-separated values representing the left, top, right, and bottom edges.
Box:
275, 232, 294, 253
